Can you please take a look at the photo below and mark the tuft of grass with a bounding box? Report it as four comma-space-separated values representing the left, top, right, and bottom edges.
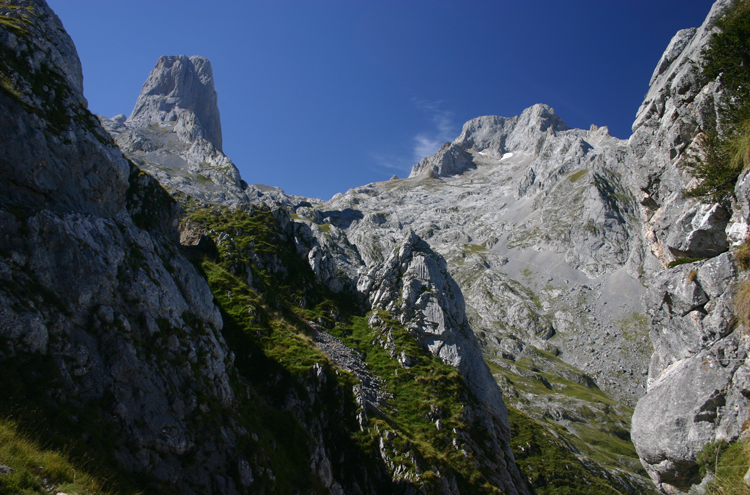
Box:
688, 269, 698, 282
668, 257, 706, 268
569, 170, 588, 183
735, 279, 750, 328
698, 437, 750, 494
729, 119, 750, 171
735, 240, 750, 271
194, 173, 213, 185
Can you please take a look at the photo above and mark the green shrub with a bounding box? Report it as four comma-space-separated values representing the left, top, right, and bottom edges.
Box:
684, 129, 741, 204
703, 0, 750, 122
668, 257, 706, 268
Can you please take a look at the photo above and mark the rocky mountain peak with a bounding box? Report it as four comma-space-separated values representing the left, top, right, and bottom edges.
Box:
454, 104, 569, 155
410, 103, 588, 179
517, 103, 569, 133
128, 54, 223, 151
99, 54, 261, 206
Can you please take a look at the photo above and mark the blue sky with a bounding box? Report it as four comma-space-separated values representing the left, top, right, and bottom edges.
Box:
47, 0, 715, 200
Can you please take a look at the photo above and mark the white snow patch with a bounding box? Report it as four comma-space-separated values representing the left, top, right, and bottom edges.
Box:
501, 152, 514, 161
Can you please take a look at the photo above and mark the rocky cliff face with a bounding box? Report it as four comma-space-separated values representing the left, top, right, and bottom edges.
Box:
0, 2, 533, 494
3, 0, 749, 493
0, 4, 228, 493
627, 1, 750, 493
0, 3, 263, 493
627, 0, 731, 268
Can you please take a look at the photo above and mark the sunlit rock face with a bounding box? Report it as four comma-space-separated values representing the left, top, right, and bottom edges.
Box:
625, 1, 750, 493
6, 0, 750, 493
129, 54, 223, 152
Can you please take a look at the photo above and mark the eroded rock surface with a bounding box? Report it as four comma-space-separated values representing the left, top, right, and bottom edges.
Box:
100, 55, 298, 209
129, 55, 223, 152
627, 1, 750, 492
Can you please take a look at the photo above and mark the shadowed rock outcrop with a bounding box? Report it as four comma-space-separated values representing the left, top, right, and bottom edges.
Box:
0, 0, 128, 217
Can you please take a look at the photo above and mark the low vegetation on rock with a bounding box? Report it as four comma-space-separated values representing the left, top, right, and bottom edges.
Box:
686, 0, 750, 203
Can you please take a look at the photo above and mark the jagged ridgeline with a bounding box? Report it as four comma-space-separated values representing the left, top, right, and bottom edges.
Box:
4, 0, 750, 494
0, 3, 528, 494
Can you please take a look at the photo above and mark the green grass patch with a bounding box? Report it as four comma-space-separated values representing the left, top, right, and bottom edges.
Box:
736, 241, 750, 271
194, 173, 213, 185
668, 257, 707, 268
463, 243, 486, 255
508, 407, 621, 494
569, 170, 588, 183
699, 437, 750, 494
0, 418, 121, 495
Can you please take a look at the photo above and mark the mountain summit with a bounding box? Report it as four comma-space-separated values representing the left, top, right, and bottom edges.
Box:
129, 55, 223, 152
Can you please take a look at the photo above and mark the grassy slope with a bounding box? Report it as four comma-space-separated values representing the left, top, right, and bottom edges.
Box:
0, 201, 656, 494
490, 349, 656, 494
187, 205, 514, 493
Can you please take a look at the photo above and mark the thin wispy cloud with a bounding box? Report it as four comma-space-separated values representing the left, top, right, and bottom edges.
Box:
412, 99, 458, 163
370, 100, 459, 178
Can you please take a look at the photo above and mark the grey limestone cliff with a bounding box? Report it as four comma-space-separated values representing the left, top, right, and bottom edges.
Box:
99, 55, 285, 208
627, 0, 731, 269
129, 55, 223, 152
626, 1, 750, 493
0, 3, 302, 493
